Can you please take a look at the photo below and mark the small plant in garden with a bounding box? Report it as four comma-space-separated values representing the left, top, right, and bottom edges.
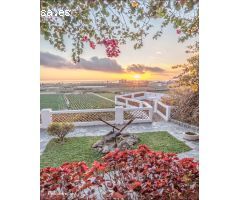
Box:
47, 122, 75, 143
41, 145, 199, 199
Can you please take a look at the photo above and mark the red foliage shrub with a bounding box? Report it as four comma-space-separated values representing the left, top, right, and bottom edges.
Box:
40, 162, 89, 199
40, 145, 199, 199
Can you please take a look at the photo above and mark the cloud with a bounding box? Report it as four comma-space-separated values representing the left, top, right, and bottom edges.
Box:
40, 52, 73, 68
126, 64, 165, 74
78, 57, 123, 73
41, 52, 123, 73
40, 51, 165, 74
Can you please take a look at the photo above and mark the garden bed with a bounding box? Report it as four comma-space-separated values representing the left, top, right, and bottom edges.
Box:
40, 131, 191, 168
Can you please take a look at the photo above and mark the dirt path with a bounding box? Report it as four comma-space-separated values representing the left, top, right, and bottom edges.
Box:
89, 92, 115, 103
63, 94, 70, 108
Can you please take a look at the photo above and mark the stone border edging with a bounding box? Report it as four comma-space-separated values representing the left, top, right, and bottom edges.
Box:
170, 119, 199, 132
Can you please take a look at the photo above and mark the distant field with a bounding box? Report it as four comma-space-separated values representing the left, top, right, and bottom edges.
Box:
40, 94, 67, 110
66, 94, 115, 109
96, 93, 115, 100
41, 93, 115, 110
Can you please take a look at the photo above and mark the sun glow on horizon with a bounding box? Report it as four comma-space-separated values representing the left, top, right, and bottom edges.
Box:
133, 74, 141, 80
41, 67, 176, 82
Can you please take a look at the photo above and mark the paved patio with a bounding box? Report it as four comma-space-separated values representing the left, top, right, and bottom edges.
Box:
40, 121, 199, 160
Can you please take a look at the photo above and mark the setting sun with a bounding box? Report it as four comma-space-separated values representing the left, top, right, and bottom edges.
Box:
133, 74, 141, 80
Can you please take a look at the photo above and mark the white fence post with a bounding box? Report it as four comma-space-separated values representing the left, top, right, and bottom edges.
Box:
166, 106, 171, 121
154, 100, 158, 113
115, 106, 124, 125
41, 109, 52, 129
143, 92, 147, 98
149, 107, 153, 121
126, 99, 129, 107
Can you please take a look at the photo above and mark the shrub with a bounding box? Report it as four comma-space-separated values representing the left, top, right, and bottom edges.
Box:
161, 43, 199, 126
40, 162, 88, 200
162, 89, 199, 126
40, 145, 199, 199
47, 122, 75, 143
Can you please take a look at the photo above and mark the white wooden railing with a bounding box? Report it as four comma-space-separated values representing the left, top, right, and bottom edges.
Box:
40, 91, 172, 129
40, 105, 153, 129
155, 101, 171, 121
116, 91, 171, 121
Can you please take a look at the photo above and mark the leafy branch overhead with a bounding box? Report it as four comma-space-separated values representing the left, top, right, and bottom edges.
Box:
40, 0, 199, 62
172, 42, 199, 92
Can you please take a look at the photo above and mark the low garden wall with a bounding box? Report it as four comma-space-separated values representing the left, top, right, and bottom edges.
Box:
40, 105, 153, 129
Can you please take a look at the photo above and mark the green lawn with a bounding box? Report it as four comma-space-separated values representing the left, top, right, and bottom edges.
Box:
40, 131, 191, 168
133, 132, 190, 152
40, 94, 67, 110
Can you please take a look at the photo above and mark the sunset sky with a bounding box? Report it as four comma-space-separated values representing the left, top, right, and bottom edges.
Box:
41, 20, 197, 82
